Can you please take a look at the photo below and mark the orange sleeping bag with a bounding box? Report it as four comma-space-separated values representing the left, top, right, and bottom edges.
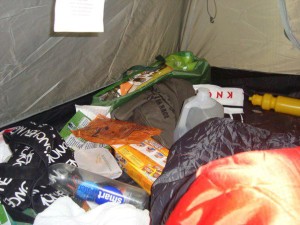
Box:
166, 146, 300, 225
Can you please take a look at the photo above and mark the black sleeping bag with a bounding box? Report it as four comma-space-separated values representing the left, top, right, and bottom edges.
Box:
150, 117, 300, 225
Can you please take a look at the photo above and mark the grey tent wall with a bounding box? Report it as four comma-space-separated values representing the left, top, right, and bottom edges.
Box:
278, 0, 300, 49
181, 0, 300, 75
0, 0, 188, 128
2, 0, 300, 128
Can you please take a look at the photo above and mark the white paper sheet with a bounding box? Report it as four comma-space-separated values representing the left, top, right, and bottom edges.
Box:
54, 0, 105, 32
75, 104, 111, 119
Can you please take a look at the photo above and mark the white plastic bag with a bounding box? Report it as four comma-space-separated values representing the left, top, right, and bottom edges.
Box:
74, 147, 122, 179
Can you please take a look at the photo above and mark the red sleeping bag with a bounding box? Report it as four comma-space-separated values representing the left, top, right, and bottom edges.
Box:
166, 146, 300, 225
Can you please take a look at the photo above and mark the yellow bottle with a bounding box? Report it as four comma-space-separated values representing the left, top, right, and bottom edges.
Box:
249, 93, 300, 117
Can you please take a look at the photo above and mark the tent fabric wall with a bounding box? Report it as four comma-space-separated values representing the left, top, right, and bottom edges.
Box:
278, 0, 300, 49
0, 0, 188, 128
181, 0, 300, 75
1, 0, 300, 128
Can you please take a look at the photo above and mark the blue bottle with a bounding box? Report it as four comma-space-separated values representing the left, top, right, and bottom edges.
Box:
48, 163, 149, 209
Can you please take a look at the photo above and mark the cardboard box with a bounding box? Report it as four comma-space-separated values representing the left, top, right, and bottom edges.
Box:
112, 138, 169, 194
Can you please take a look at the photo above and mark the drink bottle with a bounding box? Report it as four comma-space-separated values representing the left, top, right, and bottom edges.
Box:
249, 93, 300, 116
48, 163, 149, 209
174, 88, 224, 142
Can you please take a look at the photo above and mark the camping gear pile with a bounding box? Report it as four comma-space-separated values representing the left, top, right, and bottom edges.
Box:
1, 1, 300, 224
1, 51, 300, 225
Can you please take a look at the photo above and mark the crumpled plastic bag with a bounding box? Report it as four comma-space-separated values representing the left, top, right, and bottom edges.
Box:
72, 114, 161, 145
33, 196, 150, 225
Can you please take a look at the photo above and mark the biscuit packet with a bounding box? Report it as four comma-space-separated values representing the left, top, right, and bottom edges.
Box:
112, 138, 169, 194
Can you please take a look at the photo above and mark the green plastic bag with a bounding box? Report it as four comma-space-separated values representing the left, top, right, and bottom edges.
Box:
91, 51, 210, 111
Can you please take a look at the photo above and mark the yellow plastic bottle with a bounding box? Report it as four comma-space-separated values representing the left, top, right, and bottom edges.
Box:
249, 93, 300, 116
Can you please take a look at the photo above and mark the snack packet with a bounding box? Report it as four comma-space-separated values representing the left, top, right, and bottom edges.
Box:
72, 114, 161, 145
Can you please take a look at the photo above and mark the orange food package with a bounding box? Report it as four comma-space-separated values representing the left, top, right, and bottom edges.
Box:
112, 138, 169, 194
71, 114, 161, 145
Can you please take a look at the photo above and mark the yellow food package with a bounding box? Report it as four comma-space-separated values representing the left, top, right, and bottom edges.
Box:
112, 138, 169, 194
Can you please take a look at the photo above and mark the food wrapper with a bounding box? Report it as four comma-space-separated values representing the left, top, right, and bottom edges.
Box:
71, 114, 161, 145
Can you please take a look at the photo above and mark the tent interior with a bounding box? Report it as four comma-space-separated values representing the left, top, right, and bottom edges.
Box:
0, 0, 300, 224
1, 0, 300, 128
